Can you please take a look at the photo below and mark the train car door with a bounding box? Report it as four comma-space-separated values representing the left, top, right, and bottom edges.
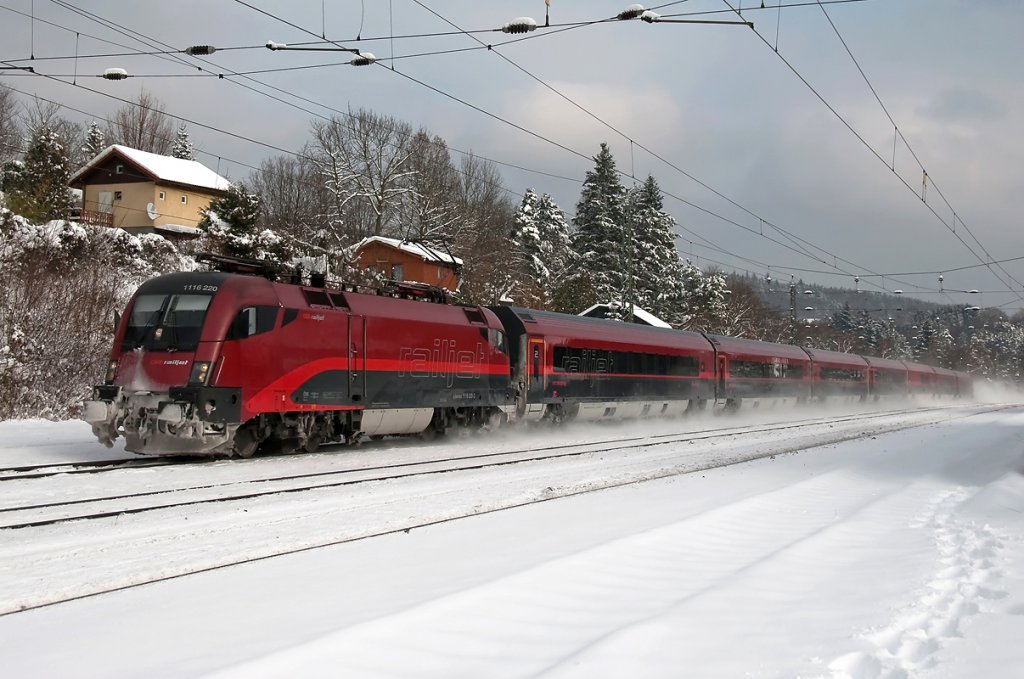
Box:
717, 354, 727, 401
527, 338, 545, 401
347, 314, 366, 404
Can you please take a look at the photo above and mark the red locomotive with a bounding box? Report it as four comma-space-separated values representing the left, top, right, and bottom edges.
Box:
83, 255, 972, 457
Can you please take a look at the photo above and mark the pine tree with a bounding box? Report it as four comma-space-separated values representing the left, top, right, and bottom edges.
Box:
199, 183, 286, 259
82, 121, 105, 159
677, 262, 729, 331
171, 124, 194, 160
570, 143, 628, 308
510, 189, 574, 308
625, 175, 684, 323
4, 125, 74, 223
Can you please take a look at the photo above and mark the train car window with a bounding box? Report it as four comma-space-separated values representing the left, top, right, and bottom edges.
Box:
281, 308, 299, 327
488, 329, 508, 354
302, 289, 332, 307
552, 347, 697, 377
730, 360, 803, 379
464, 308, 487, 325
876, 370, 904, 384
820, 367, 864, 381
327, 291, 349, 308
227, 305, 279, 340
667, 355, 699, 377
121, 293, 213, 352
121, 294, 165, 349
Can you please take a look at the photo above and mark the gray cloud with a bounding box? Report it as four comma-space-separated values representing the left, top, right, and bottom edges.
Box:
919, 87, 1004, 122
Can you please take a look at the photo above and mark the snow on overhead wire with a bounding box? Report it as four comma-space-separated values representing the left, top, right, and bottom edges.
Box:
502, 17, 538, 34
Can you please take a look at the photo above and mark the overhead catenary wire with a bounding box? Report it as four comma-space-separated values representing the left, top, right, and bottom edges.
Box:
232, 0, 911, 297
718, 0, 1024, 308
6, 2, 1018, 309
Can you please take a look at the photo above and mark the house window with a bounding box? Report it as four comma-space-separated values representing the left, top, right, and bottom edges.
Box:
437, 266, 444, 280
113, 191, 122, 201
180, 195, 188, 205
115, 164, 124, 174
391, 264, 403, 281
158, 191, 165, 201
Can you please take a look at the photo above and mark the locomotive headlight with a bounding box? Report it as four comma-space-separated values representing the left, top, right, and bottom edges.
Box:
104, 360, 118, 384
190, 361, 212, 385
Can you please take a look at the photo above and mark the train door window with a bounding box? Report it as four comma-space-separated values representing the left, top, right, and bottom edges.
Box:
281, 308, 299, 327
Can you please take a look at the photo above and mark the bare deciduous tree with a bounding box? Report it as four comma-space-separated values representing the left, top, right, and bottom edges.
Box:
0, 86, 20, 162
249, 152, 330, 245
451, 153, 516, 303
400, 132, 461, 243
106, 89, 174, 154
309, 108, 417, 244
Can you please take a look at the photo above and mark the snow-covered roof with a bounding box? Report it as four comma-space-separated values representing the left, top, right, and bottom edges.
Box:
579, 303, 672, 328
352, 236, 463, 266
70, 145, 231, 193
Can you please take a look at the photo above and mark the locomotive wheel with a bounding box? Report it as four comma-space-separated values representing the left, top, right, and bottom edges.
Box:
233, 427, 259, 458
420, 409, 447, 441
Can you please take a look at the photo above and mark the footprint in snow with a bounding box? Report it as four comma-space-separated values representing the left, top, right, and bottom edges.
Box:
825, 488, 1008, 679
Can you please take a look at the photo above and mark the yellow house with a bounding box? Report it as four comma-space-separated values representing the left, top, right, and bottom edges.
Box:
70, 145, 230, 237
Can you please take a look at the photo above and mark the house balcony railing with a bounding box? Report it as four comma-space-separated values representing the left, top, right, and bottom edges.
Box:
80, 209, 114, 227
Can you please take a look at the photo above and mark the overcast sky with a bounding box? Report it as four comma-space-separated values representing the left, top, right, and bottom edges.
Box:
1, 0, 1021, 312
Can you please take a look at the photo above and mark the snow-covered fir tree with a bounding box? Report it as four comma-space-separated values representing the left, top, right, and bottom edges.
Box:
624, 175, 686, 324
82, 121, 105, 160
171, 124, 194, 160
199, 183, 286, 260
677, 261, 729, 331
4, 125, 74, 223
569, 143, 628, 311
510, 188, 574, 308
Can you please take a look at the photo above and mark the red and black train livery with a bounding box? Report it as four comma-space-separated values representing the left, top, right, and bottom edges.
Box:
84, 258, 972, 456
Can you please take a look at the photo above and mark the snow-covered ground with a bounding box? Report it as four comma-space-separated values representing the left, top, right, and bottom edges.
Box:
1, 400, 1023, 678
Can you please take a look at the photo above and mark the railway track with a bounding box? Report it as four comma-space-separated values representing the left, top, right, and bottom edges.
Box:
0, 403, 988, 531
0, 402, 967, 483
0, 403, 1007, 622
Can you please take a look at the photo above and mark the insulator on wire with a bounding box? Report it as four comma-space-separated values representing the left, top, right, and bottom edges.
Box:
640, 10, 661, 23
502, 17, 538, 34
618, 4, 645, 20
185, 45, 217, 56
350, 52, 377, 66
101, 68, 129, 80
265, 40, 288, 50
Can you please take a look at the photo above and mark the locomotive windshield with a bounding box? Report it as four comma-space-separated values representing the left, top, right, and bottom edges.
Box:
121, 293, 214, 352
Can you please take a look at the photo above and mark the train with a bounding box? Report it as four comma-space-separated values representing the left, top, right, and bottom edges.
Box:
82, 254, 972, 457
